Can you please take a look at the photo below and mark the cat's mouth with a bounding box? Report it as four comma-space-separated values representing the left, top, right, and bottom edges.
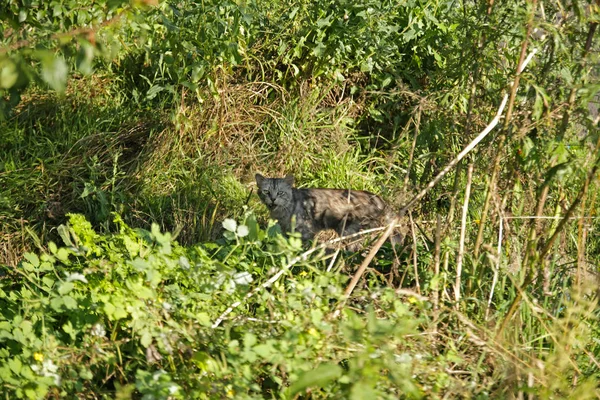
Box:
268, 202, 287, 213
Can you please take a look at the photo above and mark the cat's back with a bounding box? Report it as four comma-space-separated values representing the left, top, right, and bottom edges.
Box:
296, 187, 389, 216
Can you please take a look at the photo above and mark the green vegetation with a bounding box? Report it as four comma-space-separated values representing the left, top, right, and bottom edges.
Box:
1, 0, 599, 398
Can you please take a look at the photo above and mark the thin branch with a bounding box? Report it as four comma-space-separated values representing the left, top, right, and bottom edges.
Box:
409, 211, 421, 294
211, 225, 393, 328
433, 215, 442, 312
337, 92, 510, 310
455, 163, 474, 307
474, 0, 539, 258
402, 94, 508, 214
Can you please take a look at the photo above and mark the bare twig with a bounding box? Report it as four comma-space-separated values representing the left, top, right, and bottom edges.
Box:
326, 248, 341, 273
433, 215, 442, 312
496, 134, 600, 337
402, 94, 508, 214
336, 92, 510, 312
211, 225, 393, 328
339, 221, 398, 303
474, 0, 539, 258
455, 163, 474, 307
409, 212, 421, 294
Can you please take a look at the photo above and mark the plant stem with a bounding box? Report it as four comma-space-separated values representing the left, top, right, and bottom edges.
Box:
455, 163, 473, 308
474, 0, 538, 258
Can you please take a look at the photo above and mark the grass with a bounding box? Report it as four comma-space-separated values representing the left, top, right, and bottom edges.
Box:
1, 3, 600, 395
1, 73, 403, 258
2, 68, 599, 396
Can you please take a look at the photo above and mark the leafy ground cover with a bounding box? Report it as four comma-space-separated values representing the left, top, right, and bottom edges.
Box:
1, 0, 600, 398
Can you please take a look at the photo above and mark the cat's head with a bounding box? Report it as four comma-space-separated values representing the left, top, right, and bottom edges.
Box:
255, 174, 294, 211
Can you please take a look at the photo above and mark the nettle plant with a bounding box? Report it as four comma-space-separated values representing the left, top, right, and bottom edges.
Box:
0, 212, 442, 399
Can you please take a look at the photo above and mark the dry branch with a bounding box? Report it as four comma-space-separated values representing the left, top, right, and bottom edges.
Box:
455, 163, 473, 307
474, 0, 539, 257
337, 93, 510, 310
211, 225, 392, 328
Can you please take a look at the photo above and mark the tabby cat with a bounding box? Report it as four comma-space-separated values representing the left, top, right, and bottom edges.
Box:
255, 174, 401, 248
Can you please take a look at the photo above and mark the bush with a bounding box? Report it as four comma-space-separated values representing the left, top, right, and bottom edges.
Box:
1, 213, 457, 398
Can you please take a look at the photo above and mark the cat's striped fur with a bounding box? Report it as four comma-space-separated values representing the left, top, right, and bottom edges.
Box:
255, 174, 401, 248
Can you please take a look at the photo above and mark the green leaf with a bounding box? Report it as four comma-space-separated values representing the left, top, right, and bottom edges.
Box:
222, 218, 237, 232
289, 363, 342, 395
197, 312, 211, 327
316, 16, 331, 28
350, 381, 377, 400
58, 281, 74, 295
146, 85, 164, 100
42, 276, 55, 288
243, 332, 257, 348
79, 368, 93, 380
245, 214, 260, 240
63, 295, 77, 309
113, 306, 128, 320
0, 60, 18, 89
40, 54, 68, 93
150, 223, 172, 254
19, 320, 32, 336
104, 302, 116, 316
63, 321, 73, 333
8, 358, 22, 375
50, 297, 64, 311
253, 343, 275, 359
21, 262, 35, 272
140, 331, 153, 347
57, 224, 74, 247
312, 42, 326, 57
23, 253, 39, 267
56, 248, 70, 262
24, 388, 37, 400
223, 231, 236, 241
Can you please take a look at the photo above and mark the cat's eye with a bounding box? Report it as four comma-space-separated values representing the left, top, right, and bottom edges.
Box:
277, 191, 285, 196
262, 190, 270, 195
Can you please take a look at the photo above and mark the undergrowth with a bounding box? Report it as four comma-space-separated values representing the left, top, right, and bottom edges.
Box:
1, 214, 597, 399
1, 0, 599, 398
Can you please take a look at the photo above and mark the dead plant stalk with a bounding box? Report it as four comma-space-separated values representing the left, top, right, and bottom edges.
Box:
474, 0, 539, 258
409, 212, 421, 294
433, 215, 442, 313
455, 163, 474, 307
336, 93, 510, 312
496, 133, 600, 338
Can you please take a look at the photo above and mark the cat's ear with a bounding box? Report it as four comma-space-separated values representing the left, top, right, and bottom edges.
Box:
255, 174, 265, 186
284, 174, 295, 186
